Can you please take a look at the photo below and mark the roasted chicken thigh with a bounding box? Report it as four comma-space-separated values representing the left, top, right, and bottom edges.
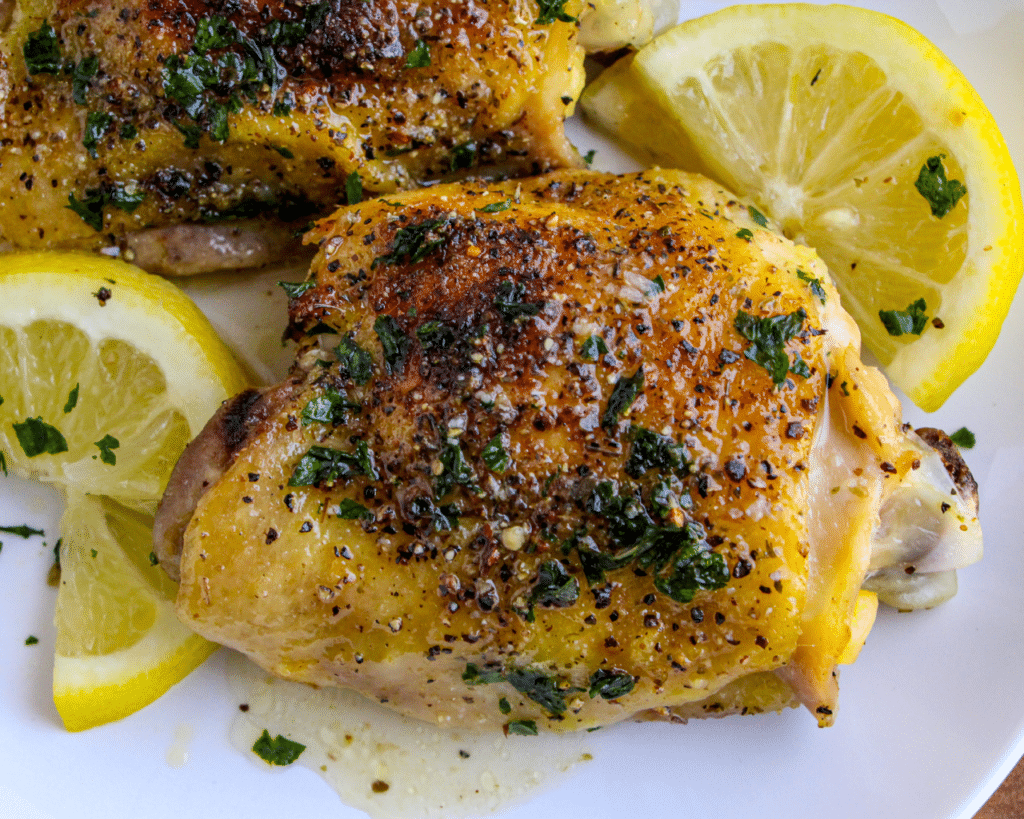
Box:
0, 0, 584, 272
155, 170, 981, 730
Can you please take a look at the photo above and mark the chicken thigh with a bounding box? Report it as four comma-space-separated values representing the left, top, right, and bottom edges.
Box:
155, 170, 981, 730
0, 0, 583, 272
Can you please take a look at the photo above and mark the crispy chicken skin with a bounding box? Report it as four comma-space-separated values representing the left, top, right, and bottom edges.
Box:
0, 0, 584, 270
155, 170, 981, 730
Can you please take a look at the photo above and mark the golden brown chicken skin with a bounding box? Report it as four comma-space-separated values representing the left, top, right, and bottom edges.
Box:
0, 0, 584, 271
155, 170, 980, 731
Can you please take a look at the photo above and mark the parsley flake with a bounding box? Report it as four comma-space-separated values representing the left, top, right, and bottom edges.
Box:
83, 111, 112, 158
580, 335, 608, 360
736, 228, 754, 242
601, 367, 644, 432
372, 218, 449, 268
915, 155, 967, 218
63, 384, 79, 414
301, 388, 360, 427
747, 206, 769, 227
588, 668, 635, 700
374, 315, 411, 374
949, 427, 976, 449
0, 525, 45, 539
493, 280, 543, 322
278, 280, 314, 299
529, 560, 579, 608
879, 299, 929, 337
481, 433, 511, 473
345, 171, 362, 205
289, 441, 378, 487
506, 720, 538, 736
24, 21, 62, 75
476, 198, 512, 214
94, 434, 119, 465
405, 38, 431, 68
797, 269, 827, 303
13, 417, 68, 457
71, 55, 99, 105
733, 309, 808, 385
535, 0, 577, 25
335, 337, 373, 385
337, 498, 373, 520
252, 730, 305, 766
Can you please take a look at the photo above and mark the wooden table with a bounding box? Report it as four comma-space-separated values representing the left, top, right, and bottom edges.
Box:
975, 756, 1024, 818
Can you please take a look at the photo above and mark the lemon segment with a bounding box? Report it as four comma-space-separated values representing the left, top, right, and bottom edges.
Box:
583, 4, 1024, 410
0, 251, 248, 729
53, 495, 217, 732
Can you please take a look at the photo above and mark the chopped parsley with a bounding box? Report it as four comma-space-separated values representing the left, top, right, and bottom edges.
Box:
498, 697, 511, 715
335, 337, 373, 385
462, 663, 505, 686
252, 730, 305, 766
25, 635, 39, 646
434, 438, 477, 498
601, 367, 644, 433
272, 144, 294, 159
63, 384, 79, 414
481, 433, 510, 473
193, 15, 237, 54
71, 55, 99, 105
476, 198, 512, 213
493, 280, 543, 322
588, 669, 635, 700
582, 149, 596, 166
915, 155, 967, 218
529, 560, 579, 608
23, 21, 62, 75
372, 218, 449, 268
13, 417, 68, 457
506, 720, 538, 736
345, 171, 362, 206
450, 141, 477, 171
94, 434, 119, 465
82, 111, 112, 158
949, 427, 976, 449
416, 320, 455, 351
797, 269, 827, 303
67, 185, 146, 231
119, 122, 138, 140
624, 427, 688, 478
535, 0, 577, 25
0, 525, 45, 539
879, 298, 929, 337
374, 315, 411, 374
735, 228, 754, 242
277, 280, 314, 299
405, 38, 431, 68
580, 335, 608, 360
337, 498, 373, 520
301, 388, 360, 427
289, 441, 378, 487
407, 496, 460, 532
733, 309, 808, 386
747, 205, 769, 227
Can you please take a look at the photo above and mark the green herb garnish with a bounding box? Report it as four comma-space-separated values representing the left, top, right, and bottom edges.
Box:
416, 320, 455, 351
949, 427, 976, 449
13, 417, 68, 457
529, 560, 579, 608
71, 55, 99, 105
345, 171, 362, 206
879, 298, 929, 337
374, 315, 411, 374
624, 427, 688, 478
0, 525, 45, 538
506, 720, 538, 736
450, 141, 476, 171
588, 669, 635, 700
535, 0, 577, 25
435, 438, 477, 498
94, 434, 119, 465
25, 635, 39, 646
23, 21, 62, 75
481, 434, 510, 473
252, 730, 305, 766
278, 280, 314, 299
82, 111, 112, 158
747, 206, 769, 227
405, 38, 431, 68
733, 309, 808, 385
476, 198, 512, 213
580, 335, 608, 360
194, 15, 237, 54
67, 185, 145, 231
335, 337, 373, 385
337, 498, 373, 520
301, 388, 360, 427
915, 155, 967, 218
493, 280, 543, 322
601, 367, 644, 432
797, 269, 827, 303
63, 384, 79, 414
289, 441, 378, 487
372, 218, 449, 268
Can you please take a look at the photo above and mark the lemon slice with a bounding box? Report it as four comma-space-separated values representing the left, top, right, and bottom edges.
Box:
52, 494, 218, 731
581, 4, 1024, 410
0, 251, 248, 730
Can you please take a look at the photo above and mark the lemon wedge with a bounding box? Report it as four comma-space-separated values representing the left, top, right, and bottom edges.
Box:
581, 3, 1024, 410
0, 251, 248, 730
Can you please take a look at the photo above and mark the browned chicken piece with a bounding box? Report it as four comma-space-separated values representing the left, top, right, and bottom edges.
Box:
0, 0, 584, 273
155, 170, 981, 731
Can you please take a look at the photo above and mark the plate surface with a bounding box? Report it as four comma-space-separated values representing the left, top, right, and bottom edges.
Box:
2, 1, 1023, 817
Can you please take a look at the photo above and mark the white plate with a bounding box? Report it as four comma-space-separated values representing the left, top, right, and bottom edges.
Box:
2, 1, 1023, 817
